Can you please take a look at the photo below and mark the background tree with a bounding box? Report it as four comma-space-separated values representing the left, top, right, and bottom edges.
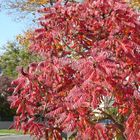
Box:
0, 37, 41, 78
9, 0, 140, 139
0, 76, 15, 121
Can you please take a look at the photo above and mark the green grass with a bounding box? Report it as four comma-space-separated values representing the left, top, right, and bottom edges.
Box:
0, 129, 23, 135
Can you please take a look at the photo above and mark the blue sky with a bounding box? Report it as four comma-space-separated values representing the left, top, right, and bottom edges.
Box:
0, 11, 27, 53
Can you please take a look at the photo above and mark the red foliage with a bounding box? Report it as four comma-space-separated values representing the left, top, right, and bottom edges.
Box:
9, 0, 140, 139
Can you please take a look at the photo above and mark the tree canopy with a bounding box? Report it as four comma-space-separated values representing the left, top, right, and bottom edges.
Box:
0, 76, 15, 121
9, 0, 140, 139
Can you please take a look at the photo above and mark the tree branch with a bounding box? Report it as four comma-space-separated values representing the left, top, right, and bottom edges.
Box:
99, 109, 124, 131
98, 109, 126, 140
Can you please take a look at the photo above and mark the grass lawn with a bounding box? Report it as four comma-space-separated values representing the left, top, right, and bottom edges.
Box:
0, 129, 23, 135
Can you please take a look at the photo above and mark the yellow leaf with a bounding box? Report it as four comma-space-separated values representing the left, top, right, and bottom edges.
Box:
28, 0, 49, 5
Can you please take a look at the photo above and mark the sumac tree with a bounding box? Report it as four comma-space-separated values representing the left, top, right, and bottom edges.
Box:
9, 0, 140, 139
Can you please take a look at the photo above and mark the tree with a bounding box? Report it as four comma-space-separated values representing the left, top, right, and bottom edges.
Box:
0, 41, 41, 78
0, 76, 15, 121
9, 0, 140, 139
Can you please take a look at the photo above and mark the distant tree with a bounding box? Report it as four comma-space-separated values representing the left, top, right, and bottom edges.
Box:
0, 41, 41, 78
0, 76, 15, 121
